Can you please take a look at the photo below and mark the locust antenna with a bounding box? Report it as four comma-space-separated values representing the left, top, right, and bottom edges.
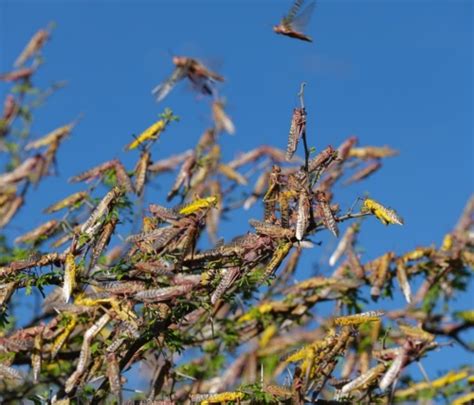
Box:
298, 81, 306, 109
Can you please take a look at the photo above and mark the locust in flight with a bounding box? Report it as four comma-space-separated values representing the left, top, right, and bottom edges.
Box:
152, 56, 224, 102
273, 0, 316, 43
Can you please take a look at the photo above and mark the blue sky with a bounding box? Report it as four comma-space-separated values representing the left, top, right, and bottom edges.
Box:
1, 0, 473, 394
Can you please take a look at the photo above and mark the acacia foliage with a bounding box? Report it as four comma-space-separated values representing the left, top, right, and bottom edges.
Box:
0, 26, 473, 405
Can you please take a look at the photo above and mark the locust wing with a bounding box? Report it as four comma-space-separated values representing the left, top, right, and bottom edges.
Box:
152, 66, 187, 103
187, 72, 216, 97
291, 1, 316, 32
283, 0, 305, 26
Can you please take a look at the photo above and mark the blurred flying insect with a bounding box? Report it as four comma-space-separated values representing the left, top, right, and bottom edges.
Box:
152, 56, 224, 102
344, 160, 382, 185
274, 0, 316, 42
349, 145, 398, 160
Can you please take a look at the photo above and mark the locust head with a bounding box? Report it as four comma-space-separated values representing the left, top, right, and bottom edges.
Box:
273, 25, 283, 34
172, 56, 188, 67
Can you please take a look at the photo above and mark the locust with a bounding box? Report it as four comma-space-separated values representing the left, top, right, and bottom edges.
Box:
69, 159, 133, 191
349, 145, 398, 160
295, 191, 311, 240
64, 313, 110, 393
369, 252, 394, 300
274, 0, 316, 42
44, 191, 88, 213
0, 67, 35, 82
134, 285, 193, 303
249, 219, 294, 239
263, 241, 293, 279
149, 203, 181, 222
152, 56, 224, 102
396, 260, 412, 303
0, 195, 23, 228
286, 107, 307, 160
15, 26, 50, 67
210, 267, 240, 304
263, 165, 283, 222
14, 219, 59, 245
147, 150, 193, 173
243, 171, 268, 210
308, 146, 338, 186
335, 136, 358, 163
125, 119, 165, 151
315, 190, 339, 237
338, 363, 387, 397
212, 100, 235, 135
227, 146, 289, 169
80, 186, 123, 237
0, 252, 65, 277
363, 197, 404, 226
167, 152, 196, 201
2, 94, 18, 126
0, 155, 44, 188
329, 222, 359, 266
333, 311, 384, 327
178, 196, 218, 215
50, 315, 77, 359
379, 347, 407, 391
25, 120, 77, 151
89, 216, 118, 270
134, 150, 151, 196
345, 160, 382, 185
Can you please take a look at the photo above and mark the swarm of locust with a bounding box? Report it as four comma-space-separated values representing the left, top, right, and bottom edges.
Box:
1, 28, 473, 405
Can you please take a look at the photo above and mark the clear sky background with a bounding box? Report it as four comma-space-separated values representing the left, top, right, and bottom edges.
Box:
1, 0, 473, 396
